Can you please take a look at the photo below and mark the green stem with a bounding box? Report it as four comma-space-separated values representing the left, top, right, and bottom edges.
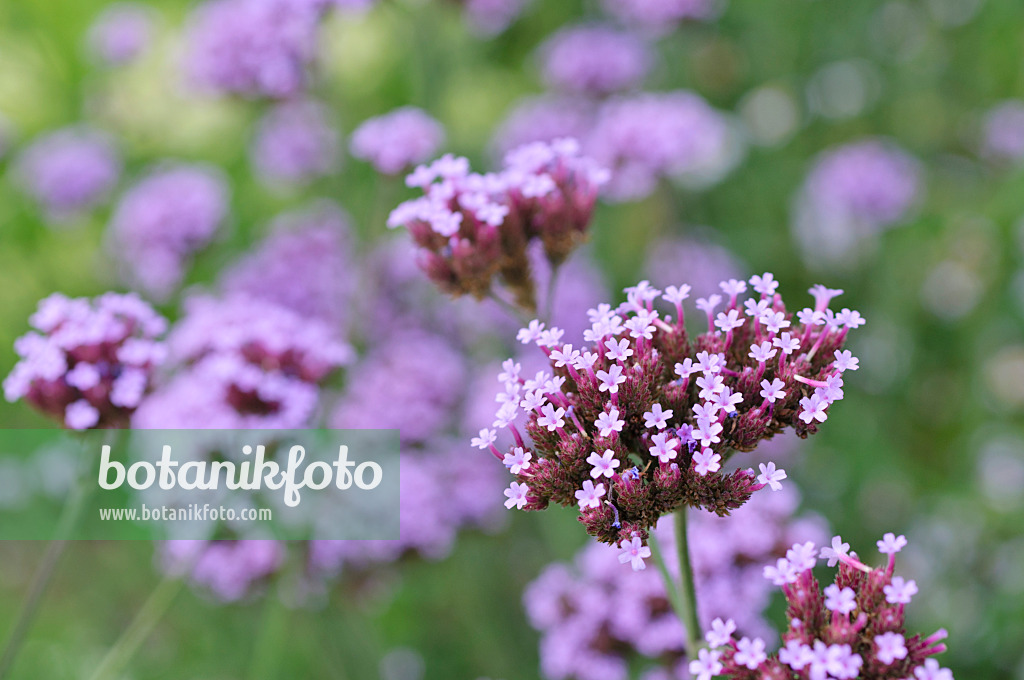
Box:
86, 575, 184, 680
674, 507, 703, 654
0, 466, 91, 679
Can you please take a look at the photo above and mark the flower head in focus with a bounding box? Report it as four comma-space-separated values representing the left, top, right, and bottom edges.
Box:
482, 274, 863, 558
706, 534, 952, 680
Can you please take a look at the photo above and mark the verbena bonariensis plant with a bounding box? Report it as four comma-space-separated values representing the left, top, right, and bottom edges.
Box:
387, 138, 609, 313
475, 275, 863, 560
691, 534, 953, 680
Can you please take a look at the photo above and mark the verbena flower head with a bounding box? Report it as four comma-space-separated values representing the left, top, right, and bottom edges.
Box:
109, 162, 229, 299
388, 138, 609, 311
707, 534, 953, 680
183, 0, 324, 99
600, 0, 719, 32
15, 126, 121, 222
87, 3, 156, 65
524, 487, 825, 680
538, 24, 650, 96
161, 539, 284, 602
586, 91, 731, 201
793, 139, 920, 267
981, 100, 1024, 163
3, 293, 167, 429
133, 295, 351, 428
251, 99, 340, 185
350, 107, 445, 175
484, 275, 863, 556
220, 200, 354, 328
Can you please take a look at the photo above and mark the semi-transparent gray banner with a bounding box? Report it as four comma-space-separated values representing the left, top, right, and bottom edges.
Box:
0, 429, 399, 540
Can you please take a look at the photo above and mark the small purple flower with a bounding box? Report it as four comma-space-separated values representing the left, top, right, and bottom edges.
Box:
15, 126, 121, 222
587, 449, 620, 479
87, 3, 156, 65
575, 479, 606, 509
109, 162, 229, 299
251, 99, 340, 185
350, 107, 445, 175
538, 24, 650, 96
884, 576, 918, 604
756, 462, 786, 491
875, 632, 908, 664
824, 583, 857, 614
505, 481, 529, 509
877, 532, 908, 555
617, 533, 651, 570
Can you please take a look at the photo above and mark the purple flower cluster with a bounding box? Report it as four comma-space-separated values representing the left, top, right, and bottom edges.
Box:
109, 163, 230, 299
87, 3, 156, 66
183, 0, 325, 99
251, 99, 340, 185
132, 295, 351, 429
981, 100, 1024, 163
524, 487, 825, 680
3, 293, 167, 429
538, 25, 650, 96
15, 127, 121, 222
697, 534, 953, 680
350, 107, 445, 175
388, 139, 609, 311
220, 201, 354, 329
480, 275, 864, 556
493, 92, 733, 202
588, 92, 732, 201
161, 540, 285, 602
600, 0, 719, 31
793, 139, 920, 266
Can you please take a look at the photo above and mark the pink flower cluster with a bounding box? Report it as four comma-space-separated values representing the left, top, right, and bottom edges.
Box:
388, 139, 609, 311
697, 534, 953, 680
3, 293, 167, 429
132, 295, 351, 429
524, 487, 825, 680
479, 275, 864, 558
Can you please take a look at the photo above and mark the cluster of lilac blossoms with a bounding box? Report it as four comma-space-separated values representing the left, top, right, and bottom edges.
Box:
695, 534, 952, 680
86, 3, 156, 66
132, 295, 351, 429
537, 24, 651, 97
183, 0, 326, 99
479, 274, 865, 560
3, 293, 167, 429
108, 163, 230, 300
251, 99, 340, 185
388, 139, 609, 312
524, 486, 825, 680
349, 107, 445, 175
15, 126, 121, 222
793, 139, 920, 267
